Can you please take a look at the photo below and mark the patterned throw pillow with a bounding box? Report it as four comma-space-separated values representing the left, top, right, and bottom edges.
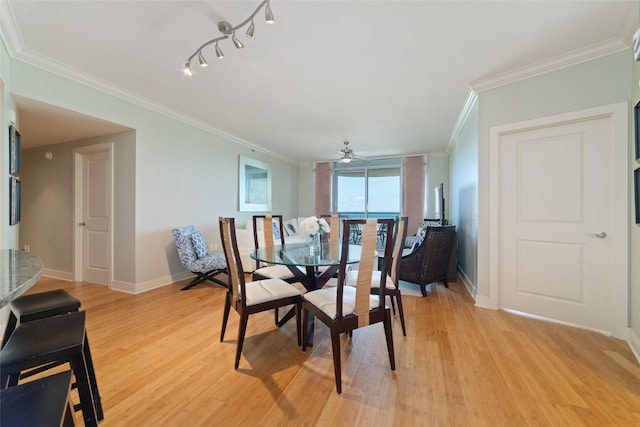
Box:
272, 220, 281, 240
191, 231, 208, 259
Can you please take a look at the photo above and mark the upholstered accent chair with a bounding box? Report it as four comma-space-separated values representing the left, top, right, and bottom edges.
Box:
172, 226, 228, 290
398, 225, 457, 297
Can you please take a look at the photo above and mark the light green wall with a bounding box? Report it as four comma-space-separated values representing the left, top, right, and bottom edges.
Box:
426, 155, 449, 223
20, 131, 136, 282
476, 50, 632, 301
449, 101, 478, 293
298, 163, 314, 217
3, 57, 300, 290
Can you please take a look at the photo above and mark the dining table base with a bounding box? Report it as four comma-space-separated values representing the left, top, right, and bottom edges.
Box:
279, 264, 339, 346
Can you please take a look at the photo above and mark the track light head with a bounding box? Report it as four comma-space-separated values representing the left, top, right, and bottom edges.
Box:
232, 32, 244, 49
197, 51, 208, 67
215, 42, 224, 59
246, 20, 255, 39
265, 2, 275, 24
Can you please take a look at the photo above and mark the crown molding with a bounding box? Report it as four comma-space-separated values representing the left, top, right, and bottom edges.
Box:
448, 89, 478, 153
0, 0, 23, 56
470, 39, 629, 92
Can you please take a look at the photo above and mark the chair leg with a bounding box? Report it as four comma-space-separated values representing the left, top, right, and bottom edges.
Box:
1, 312, 17, 350
234, 313, 249, 370
295, 303, 302, 347
274, 308, 279, 325
82, 335, 103, 421
69, 352, 98, 427
420, 284, 427, 297
220, 297, 231, 342
395, 294, 407, 336
383, 309, 396, 371
330, 329, 342, 394
301, 307, 309, 351
389, 295, 397, 315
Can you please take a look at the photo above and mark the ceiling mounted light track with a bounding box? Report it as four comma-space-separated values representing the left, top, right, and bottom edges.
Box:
184, 0, 275, 76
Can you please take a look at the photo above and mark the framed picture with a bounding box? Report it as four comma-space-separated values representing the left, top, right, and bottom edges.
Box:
9, 124, 20, 175
238, 155, 271, 212
636, 168, 640, 225
9, 177, 21, 225
636, 101, 640, 163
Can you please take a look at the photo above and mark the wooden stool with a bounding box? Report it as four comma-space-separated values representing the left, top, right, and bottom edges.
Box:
1, 289, 81, 349
0, 311, 103, 427
0, 370, 76, 426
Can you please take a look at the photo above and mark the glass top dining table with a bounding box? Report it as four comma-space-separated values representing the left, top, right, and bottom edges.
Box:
250, 241, 362, 291
250, 241, 363, 345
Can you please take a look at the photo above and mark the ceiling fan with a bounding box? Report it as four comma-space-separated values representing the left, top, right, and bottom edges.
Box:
338, 140, 355, 163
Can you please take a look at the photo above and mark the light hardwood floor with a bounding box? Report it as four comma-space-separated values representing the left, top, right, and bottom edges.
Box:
17, 276, 640, 426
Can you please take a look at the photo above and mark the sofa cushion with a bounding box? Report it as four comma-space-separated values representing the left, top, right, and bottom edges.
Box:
191, 231, 208, 259
284, 218, 299, 236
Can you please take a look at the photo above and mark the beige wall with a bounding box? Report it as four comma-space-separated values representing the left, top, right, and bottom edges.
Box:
20, 131, 136, 283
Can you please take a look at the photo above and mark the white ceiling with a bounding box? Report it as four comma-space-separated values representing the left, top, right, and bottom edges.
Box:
4, 1, 638, 163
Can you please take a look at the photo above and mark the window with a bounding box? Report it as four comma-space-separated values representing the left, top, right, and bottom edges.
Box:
333, 158, 401, 219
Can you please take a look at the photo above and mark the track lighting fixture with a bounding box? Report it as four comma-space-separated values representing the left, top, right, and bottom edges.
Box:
183, 0, 274, 75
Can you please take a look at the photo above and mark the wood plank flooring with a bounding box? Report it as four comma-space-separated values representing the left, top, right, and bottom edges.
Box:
16, 277, 640, 426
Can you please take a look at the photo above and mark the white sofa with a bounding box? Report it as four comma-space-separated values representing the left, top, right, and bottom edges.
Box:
235, 217, 309, 273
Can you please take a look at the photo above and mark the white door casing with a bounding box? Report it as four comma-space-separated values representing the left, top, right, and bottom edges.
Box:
74, 143, 113, 286
488, 103, 628, 338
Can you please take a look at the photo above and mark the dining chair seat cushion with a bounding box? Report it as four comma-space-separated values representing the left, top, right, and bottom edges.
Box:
303, 286, 378, 320
189, 252, 227, 271
254, 264, 296, 280
244, 279, 302, 306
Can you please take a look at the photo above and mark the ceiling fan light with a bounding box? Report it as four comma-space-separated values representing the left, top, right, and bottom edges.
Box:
215, 42, 224, 59
197, 51, 208, 67
265, 2, 275, 24
246, 20, 255, 39
184, 62, 192, 76
232, 32, 245, 49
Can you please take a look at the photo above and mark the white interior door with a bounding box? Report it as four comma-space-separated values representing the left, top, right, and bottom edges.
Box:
74, 144, 112, 286
499, 115, 613, 332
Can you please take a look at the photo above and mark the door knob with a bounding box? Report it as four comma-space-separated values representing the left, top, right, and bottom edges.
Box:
590, 231, 607, 239
78, 221, 86, 226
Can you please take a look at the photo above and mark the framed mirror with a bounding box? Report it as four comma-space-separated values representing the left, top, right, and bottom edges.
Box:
239, 155, 271, 212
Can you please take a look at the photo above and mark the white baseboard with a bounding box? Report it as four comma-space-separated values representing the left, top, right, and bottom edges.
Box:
628, 328, 640, 365
42, 268, 74, 281
456, 267, 477, 301
41, 268, 194, 295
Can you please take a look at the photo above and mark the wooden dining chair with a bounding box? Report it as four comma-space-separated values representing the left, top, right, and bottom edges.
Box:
302, 218, 396, 394
219, 217, 303, 370
371, 216, 409, 335
251, 215, 297, 283
251, 214, 300, 324
319, 214, 341, 246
